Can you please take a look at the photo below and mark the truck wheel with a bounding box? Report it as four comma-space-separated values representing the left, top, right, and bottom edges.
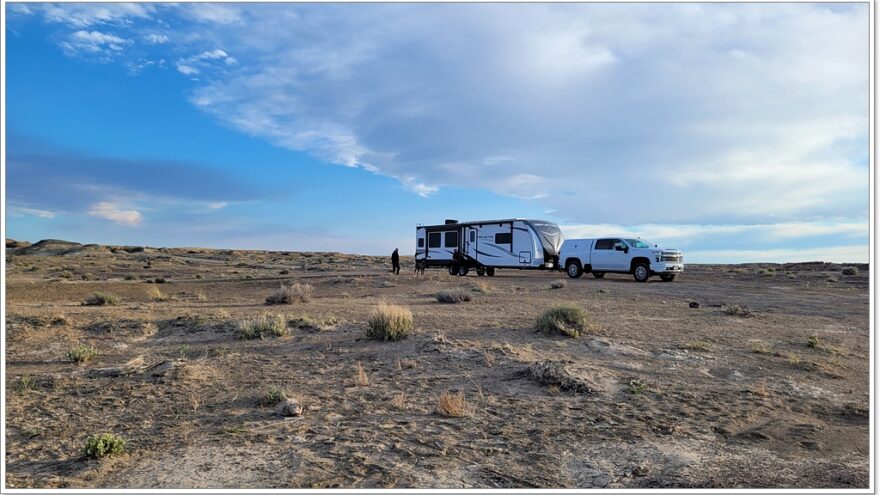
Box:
486, 267, 495, 276
592, 272, 605, 279
565, 260, 583, 279
477, 268, 485, 277
457, 265, 469, 276
633, 263, 650, 282
660, 274, 676, 282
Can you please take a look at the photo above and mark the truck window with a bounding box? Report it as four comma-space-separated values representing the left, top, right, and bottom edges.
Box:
495, 233, 512, 244
418, 238, 425, 248
595, 239, 613, 250
428, 232, 441, 248
444, 231, 459, 248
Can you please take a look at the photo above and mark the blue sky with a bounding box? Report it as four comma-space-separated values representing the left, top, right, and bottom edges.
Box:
5, 3, 870, 262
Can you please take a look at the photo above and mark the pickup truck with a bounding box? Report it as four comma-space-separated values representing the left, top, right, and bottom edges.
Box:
559, 237, 684, 282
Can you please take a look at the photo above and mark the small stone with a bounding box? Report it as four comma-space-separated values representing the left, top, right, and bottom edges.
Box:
688, 301, 700, 309
276, 398, 303, 417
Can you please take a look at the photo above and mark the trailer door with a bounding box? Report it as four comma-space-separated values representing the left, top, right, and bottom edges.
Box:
466, 227, 478, 261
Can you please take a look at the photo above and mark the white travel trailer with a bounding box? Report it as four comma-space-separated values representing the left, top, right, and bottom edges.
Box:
415, 219, 564, 276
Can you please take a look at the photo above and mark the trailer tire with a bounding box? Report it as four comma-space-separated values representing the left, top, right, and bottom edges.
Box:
633, 263, 650, 283
457, 265, 469, 276
592, 272, 605, 279
448, 265, 457, 276
486, 267, 495, 277
477, 268, 485, 277
565, 260, 583, 279
660, 274, 676, 282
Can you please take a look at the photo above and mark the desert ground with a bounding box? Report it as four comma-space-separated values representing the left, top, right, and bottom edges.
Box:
4, 238, 870, 488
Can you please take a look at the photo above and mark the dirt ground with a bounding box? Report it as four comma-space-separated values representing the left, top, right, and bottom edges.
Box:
4, 239, 870, 488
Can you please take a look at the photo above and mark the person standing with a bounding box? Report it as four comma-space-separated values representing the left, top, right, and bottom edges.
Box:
391, 248, 400, 275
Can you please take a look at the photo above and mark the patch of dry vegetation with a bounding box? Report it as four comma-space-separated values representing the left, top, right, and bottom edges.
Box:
67, 344, 98, 364
437, 390, 471, 417
82, 292, 120, 306
536, 305, 592, 338
366, 303, 413, 341
266, 283, 313, 305
436, 290, 472, 303
238, 313, 288, 339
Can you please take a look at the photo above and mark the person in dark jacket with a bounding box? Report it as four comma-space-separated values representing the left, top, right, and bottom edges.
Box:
391, 248, 400, 275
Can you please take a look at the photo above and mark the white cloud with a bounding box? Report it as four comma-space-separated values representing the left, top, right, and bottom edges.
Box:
144, 33, 169, 44
184, 4, 243, 25
41, 3, 154, 28
176, 49, 235, 76
9, 206, 57, 219
88, 202, 142, 226
60, 30, 131, 57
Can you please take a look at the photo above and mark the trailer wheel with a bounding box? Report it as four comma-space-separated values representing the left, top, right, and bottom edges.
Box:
633, 263, 650, 282
565, 260, 583, 279
457, 265, 469, 276
448, 265, 457, 276
477, 268, 485, 276
486, 267, 495, 276
660, 274, 676, 282
592, 272, 605, 279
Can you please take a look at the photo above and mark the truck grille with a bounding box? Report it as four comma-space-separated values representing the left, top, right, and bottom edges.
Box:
662, 253, 683, 263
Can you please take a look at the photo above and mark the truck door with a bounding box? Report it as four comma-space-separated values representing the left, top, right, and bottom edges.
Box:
592, 239, 614, 269
608, 239, 630, 270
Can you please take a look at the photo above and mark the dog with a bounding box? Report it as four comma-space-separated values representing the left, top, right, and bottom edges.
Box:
414, 260, 426, 275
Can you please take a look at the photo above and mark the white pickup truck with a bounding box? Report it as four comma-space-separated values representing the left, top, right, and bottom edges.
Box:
559, 237, 684, 282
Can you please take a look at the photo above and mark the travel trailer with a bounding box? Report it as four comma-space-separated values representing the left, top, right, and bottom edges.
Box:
415, 219, 564, 276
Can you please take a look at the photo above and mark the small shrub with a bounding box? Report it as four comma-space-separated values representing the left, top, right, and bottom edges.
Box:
472, 281, 493, 294
760, 269, 774, 277
629, 379, 647, 395
391, 392, 406, 410
550, 280, 567, 289
786, 352, 802, 365
842, 266, 859, 276
124, 274, 136, 281
482, 351, 496, 367
290, 315, 338, 331
15, 375, 37, 393
355, 362, 369, 386
366, 303, 413, 341
82, 292, 120, 306
436, 290, 472, 303
238, 313, 288, 339
147, 286, 171, 302
826, 276, 839, 283
266, 283, 313, 304
437, 390, 470, 417
723, 304, 754, 318
682, 341, 712, 352
260, 386, 288, 406
536, 305, 591, 338
67, 344, 98, 364
750, 341, 774, 355
807, 335, 820, 349
83, 433, 125, 458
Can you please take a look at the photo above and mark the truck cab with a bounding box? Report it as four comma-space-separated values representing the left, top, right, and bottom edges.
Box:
559, 237, 684, 282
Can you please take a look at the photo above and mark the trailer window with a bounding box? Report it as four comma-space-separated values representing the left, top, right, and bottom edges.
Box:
428, 233, 441, 248
595, 239, 613, 250
444, 231, 459, 248
495, 233, 512, 244
418, 238, 425, 248
470, 231, 476, 243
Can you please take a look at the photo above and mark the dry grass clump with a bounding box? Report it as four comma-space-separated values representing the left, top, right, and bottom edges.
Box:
536, 305, 591, 338
682, 341, 712, 352
82, 292, 120, 306
354, 362, 369, 386
266, 283, 313, 305
290, 315, 338, 332
723, 304, 754, 318
550, 279, 567, 289
628, 379, 648, 395
437, 390, 471, 417
807, 335, 820, 349
238, 313, 288, 339
366, 303, 413, 341
842, 266, 859, 276
147, 286, 173, 302
67, 344, 98, 364
525, 361, 593, 394
260, 386, 288, 406
83, 433, 125, 458
436, 290, 472, 303
472, 281, 493, 294
750, 340, 774, 355
391, 392, 406, 410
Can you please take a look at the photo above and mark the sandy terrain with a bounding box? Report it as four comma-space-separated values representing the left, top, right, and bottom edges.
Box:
4, 239, 870, 488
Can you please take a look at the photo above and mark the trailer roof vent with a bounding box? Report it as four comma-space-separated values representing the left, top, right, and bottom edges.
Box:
444, 219, 458, 225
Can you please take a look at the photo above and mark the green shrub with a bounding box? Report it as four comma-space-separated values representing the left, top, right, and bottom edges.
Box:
842, 266, 859, 276
435, 290, 472, 303
83, 433, 125, 458
628, 379, 647, 395
238, 314, 288, 339
807, 335, 820, 348
67, 344, 99, 364
536, 305, 591, 338
82, 292, 120, 306
366, 303, 413, 341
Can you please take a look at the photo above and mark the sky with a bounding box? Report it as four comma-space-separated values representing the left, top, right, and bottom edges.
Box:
4, 2, 871, 262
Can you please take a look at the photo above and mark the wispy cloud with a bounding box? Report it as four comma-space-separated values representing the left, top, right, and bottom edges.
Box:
9, 206, 57, 219
88, 201, 142, 226
59, 30, 131, 57
176, 48, 235, 76
144, 33, 169, 44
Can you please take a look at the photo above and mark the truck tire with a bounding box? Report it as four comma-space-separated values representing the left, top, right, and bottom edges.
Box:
633, 263, 650, 282
486, 267, 495, 276
457, 265, 469, 276
660, 274, 676, 282
565, 260, 583, 279
592, 272, 605, 279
